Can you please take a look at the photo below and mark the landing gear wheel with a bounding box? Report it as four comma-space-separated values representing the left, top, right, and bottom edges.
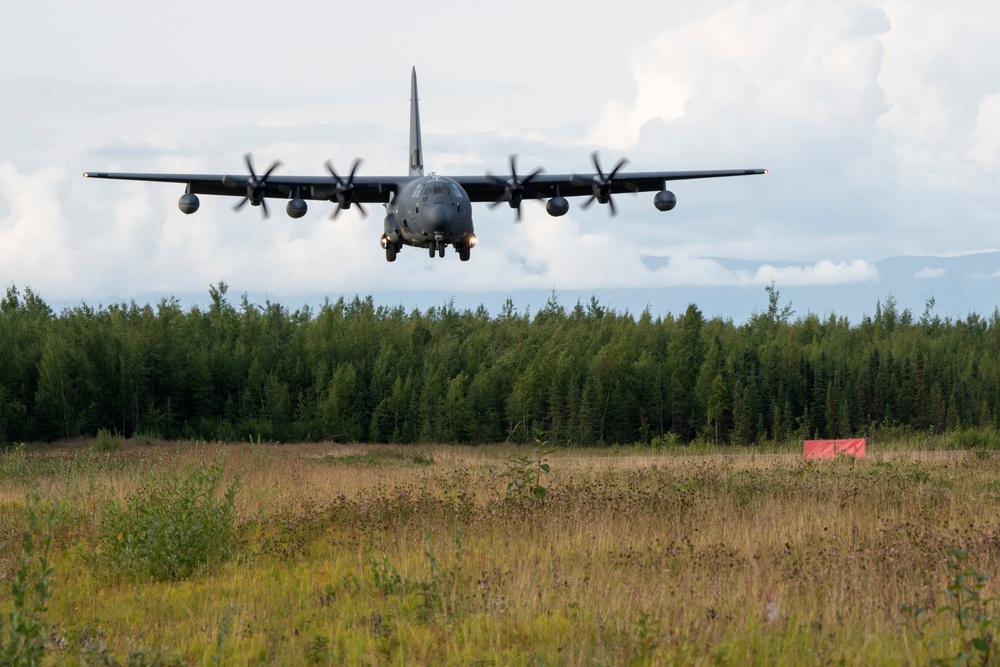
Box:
459, 245, 471, 262
437, 242, 446, 258
386, 243, 397, 262
428, 244, 436, 258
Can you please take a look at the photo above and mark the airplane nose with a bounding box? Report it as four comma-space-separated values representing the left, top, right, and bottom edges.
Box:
424, 202, 455, 231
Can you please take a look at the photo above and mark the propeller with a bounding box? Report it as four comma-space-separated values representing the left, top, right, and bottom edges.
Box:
225, 153, 282, 219
486, 155, 545, 222
325, 158, 367, 219
574, 152, 636, 217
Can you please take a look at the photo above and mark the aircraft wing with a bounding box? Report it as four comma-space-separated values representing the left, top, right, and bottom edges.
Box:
82, 171, 405, 204
454, 168, 768, 203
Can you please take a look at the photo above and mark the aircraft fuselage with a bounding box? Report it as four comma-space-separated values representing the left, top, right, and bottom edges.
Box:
382, 174, 476, 261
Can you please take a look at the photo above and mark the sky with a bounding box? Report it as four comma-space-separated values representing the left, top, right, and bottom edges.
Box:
2, 0, 1000, 319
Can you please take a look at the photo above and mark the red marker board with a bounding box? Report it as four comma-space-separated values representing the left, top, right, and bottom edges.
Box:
803, 438, 866, 459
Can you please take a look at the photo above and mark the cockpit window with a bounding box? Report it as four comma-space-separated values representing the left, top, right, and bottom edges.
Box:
432, 186, 444, 194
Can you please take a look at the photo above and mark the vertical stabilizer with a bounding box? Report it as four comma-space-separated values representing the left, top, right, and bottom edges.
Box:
409, 67, 424, 177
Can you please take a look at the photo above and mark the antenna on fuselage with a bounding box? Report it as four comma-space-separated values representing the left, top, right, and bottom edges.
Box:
409, 67, 424, 177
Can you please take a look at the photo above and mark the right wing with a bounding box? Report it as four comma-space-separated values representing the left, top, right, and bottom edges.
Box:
455, 168, 768, 202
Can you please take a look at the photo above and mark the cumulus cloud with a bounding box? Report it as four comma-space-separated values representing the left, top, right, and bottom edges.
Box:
4, 0, 1000, 311
756, 260, 880, 285
646, 257, 879, 287
588, 0, 1000, 261
591, 0, 890, 154
966, 95, 1000, 169
0, 163, 76, 293
914, 267, 946, 279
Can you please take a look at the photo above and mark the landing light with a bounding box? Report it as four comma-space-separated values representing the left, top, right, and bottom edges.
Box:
468, 234, 478, 248
380, 234, 388, 249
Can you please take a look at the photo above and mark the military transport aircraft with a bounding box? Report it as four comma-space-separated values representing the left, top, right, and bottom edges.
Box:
84, 68, 766, 262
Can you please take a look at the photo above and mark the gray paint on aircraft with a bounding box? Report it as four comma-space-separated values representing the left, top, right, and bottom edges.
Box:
84, 69, 766, 263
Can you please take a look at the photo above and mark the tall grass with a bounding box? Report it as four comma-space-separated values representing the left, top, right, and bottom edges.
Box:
2, 442, 1000, 663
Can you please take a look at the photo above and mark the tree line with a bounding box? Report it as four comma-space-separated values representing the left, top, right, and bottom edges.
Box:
1, 282, 998, 446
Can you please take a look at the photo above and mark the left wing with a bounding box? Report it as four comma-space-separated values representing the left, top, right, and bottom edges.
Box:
82, 171, 403, 202
84, 155, 407, 219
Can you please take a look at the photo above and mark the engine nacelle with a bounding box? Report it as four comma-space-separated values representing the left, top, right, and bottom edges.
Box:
383, 214, 403, 243
654, 190, 677, 212
286, 198, 308, 219
178, 193, 200, 214
546, 195, 569, 217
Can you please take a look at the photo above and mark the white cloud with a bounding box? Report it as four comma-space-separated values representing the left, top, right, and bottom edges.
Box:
646, 257, 879, 287
967, 95, 1000, 168
0, 163, 76, 293
914, 267, 946, 279
591, 0, 890, 154
2, 0, 1000, 316
756, 260, 880, 285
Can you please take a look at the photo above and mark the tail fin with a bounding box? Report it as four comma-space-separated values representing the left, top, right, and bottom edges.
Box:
409, 67, 424, 177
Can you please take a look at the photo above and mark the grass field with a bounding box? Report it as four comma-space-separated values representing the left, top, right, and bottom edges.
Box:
2, 438, 1000, 665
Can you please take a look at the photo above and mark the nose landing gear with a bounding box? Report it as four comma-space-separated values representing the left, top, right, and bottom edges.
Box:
428, 234, 446, 258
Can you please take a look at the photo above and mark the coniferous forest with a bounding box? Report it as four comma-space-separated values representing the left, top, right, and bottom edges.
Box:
1, 281, 998, 446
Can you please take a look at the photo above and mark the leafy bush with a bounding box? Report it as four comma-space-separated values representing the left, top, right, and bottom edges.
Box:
370, 555, 403, 596
488, 431, 553, 502
131, 431, 160, 447
420, 528, 464, 620
950, 428, 1000, 450
0, 496, 55, 666
92, 428, 123, 453
0, 444, 33, 484
902, 547, 999, 665
650, 433, 680, 450
98, 458, 239, 582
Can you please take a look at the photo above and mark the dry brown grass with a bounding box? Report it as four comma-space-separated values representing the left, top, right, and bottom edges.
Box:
3, 440, 1000, 664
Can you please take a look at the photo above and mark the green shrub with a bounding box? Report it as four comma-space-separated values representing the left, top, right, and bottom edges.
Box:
98, 458, 239, 582
0, 444, 32, 484
650, 433, 679, 450
950, 428, 1000, 450
487, 433, 553, 502
131, 432, 160, 447
0, 496, 55, 666
902, 547, 999, 665
92, 428, 123, 453
370, 555, 403, 596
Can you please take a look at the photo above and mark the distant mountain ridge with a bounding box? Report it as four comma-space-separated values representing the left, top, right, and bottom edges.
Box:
54, 252, 1000, 326
779, 251, 1000, 322
634, 251, 1000, 322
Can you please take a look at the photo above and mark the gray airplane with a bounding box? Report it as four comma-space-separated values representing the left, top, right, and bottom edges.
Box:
84, 69, 766, 262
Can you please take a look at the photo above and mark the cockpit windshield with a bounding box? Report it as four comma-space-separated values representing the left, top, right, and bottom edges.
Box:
418, 178, 462, 202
